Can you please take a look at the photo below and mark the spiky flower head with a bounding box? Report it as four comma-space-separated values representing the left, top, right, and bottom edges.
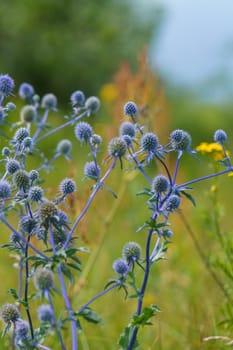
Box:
166, 194, 181, 211
75, 121, 93, 143
123, 101, 138, 116
170, 129, 192, 151
18, 82, 34, 99
70, 90, 85, 106
39, 201, 58, 223
23, 137, 33, 150
5, 102, 16, 111
119, 121, 135, 138
122, 135, 132, 146
34, 269, 54, 291
152, 175, 169, 193
28, 186, 44, 202
0, 180, 11, 199
0, 304, 20, 324
2, 147, 10, 157
112, 258, 129, 276
13, 127, 29, 144
19, 216, 37, 234
6, 159, 20, 174
84, 161, 100, 180
90, 134, 102, 147
37, 304, 54, 323
108, 137, 127, 158
140, 132, 159, 152
13, 170, 30, 190
57, 210, 69, 225
85, 96, 100, 113
41, 93, 57, 110
0, 74, 14, 96
20, 105, 36, 123
56, 139, 72, 155
29, 170, 39, 183
122, 242, 142, 263
60, 178, 76, 195
15, 320, 29, 339
214, 129, 227, 144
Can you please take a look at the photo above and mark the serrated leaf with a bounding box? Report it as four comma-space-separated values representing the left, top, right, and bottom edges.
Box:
180, 190, 196, 207
131, 304, 161, 327
67, 262, 81, 271
77, 307, 102, 324
60, 263, 73, 283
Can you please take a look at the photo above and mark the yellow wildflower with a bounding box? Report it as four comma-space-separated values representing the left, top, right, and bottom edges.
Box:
196, 142, 230, 161
99, 83, 117, 103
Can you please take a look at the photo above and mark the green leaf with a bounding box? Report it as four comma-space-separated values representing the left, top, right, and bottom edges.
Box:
67, 262, 81, 271
77, 307, 102, 324
60, 263, 73, 283
131, 304, 161, 327
180, 190, 196, 207
118, 325, 139, 350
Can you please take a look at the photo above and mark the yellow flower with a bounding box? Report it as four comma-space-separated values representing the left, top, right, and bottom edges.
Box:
99, 83, 117, 103
196, 142, 230, 161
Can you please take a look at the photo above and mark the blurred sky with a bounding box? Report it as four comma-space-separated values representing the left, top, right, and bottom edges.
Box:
146, 0, 233, 102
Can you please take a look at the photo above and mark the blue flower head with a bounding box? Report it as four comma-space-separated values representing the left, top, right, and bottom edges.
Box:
0, 303, 20, 324
15, 320, 29, 339
140, 132, 159, 153
108, 137, 127, 158
84, 161, 100, 180
41, 93, 57, 110
119, 121, 135, 138
56, 139, 72, 158
75, 121, 93, 143
85, 96, 100, 114
18, 82, 34, 99
34, 269, 54, 291
214, 129, 227, 144
122, 242, 141, 263
166, 194, 181, 212
123, 101, 138, 116
170, 129, 192, 151
152, 175, 169, 194
28, 186, 44, 202
0, 74, 15, 96
70, 90, 85, 106
37, 304, 54, 323
13, 127, 29, 144
20, 105, 36, 123
6, 159, 20, 174
0, 180, 11, 198
113, 258, 129, 276
60, 178, 76, 195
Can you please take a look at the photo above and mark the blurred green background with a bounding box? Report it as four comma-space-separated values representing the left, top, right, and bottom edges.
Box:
0, 0, 233, 349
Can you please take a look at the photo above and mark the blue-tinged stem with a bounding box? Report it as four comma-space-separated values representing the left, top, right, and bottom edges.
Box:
32, 109, 49, 141
63, 157, 117, 250
35, 110, 89, 144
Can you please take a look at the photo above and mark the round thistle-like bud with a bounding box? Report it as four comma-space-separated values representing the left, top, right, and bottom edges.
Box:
170, 129, 192, 151
2, 146, 11, 157
84, 161, 100, 180
20, 105, 36, 123
85, 96, 100, 113
23, 137, 33, 150
0, 74, 14, 96
29, 170, 39, 182
152, 175, 169, 193
140, 132, 159, 152
0, 303, 20, 324
90, 134, 102, 147
214, 129, 227, 144
75, 121, 93, 142
164, 229, 173, 239
123, 101, 138, 116
28, 186, 44, 202
122, 242, 142, 263
108, 137, 127, 158
10, 232, 20, 244
57, 210, 69, 225
0, 180, 11, 198
15, 320, 29, 339
56, 139, 72, 155
112, 258, 129, 275
18, 82, 34, 99
39, 201, 58, 222
37, 304, 54, 323
166, 194, 181, 211
122, 135, 132, 146
19, 216, 37, 234
5, 102, 16, 111
6, 159, 20, 174
60, 178, 76, 195
34, 269, 54, 291
119, 122, 135, 138
70, 90, 85, 106
13, 127, 29, 144
13, 170, 30, 190
41, 93, 57, 110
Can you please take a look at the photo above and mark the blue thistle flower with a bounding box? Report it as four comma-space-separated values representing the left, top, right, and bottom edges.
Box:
29, 170, 39, 183
13, 170, 30, 190
0, 180, 11, 198
20, 105, 36, 123
70, 90, 85, 106
18, 83, 34, 99
28, 186, 44, 202
122, 242, 141, 263
56, 139, 72, 156
15, 320, 29, 339
6, 159, 20, 174
166, 194, 181, 211
75, 121, 93, 143
57, 209, 69, 225
84, 161, 100, 180
214, 129, 227, 144
108, 137, 127, 158
0, 304, 20, 324
90, 134, 102, 147
13, 127, 29, 144
2, 147, 11, 157
170, 129, 192, 151
60, 178, 76, 195
112, 258, 129, 276
140, 132, 159, 152
119, 121, 135, 138
37, 305, 54, 323
152, 175, 169, 194
85, 96, 100, 114
122, 134, 132, 146
5, 102, 16, 111
0, 74, 15, 96
34, 269, 54, 291
41, 93, 57, 110
123, 101, 138, 116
